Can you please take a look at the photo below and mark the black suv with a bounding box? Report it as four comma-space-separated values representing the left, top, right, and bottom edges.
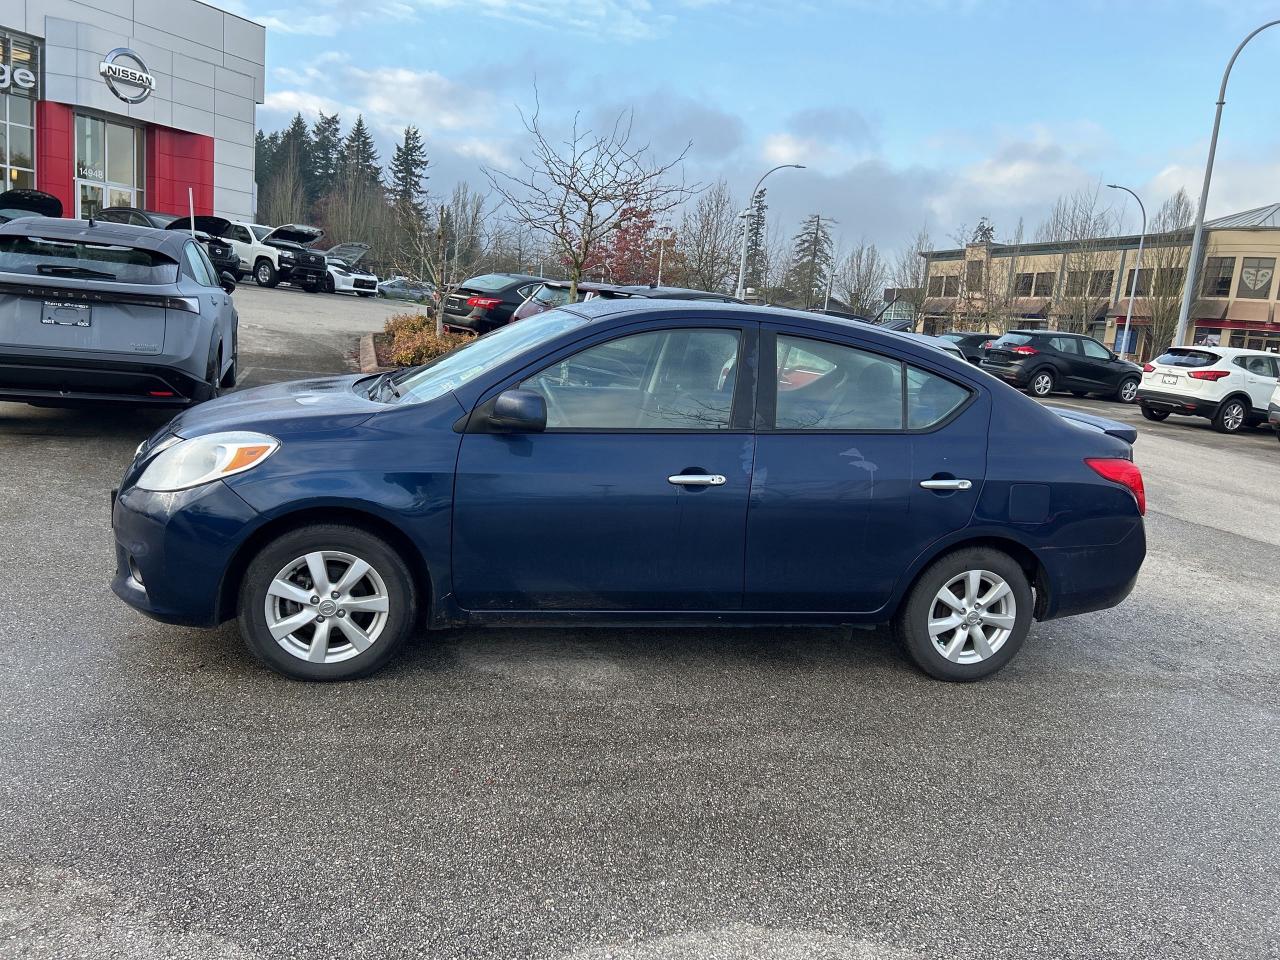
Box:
937, 331, 991, 365
981, 330, 1143, 402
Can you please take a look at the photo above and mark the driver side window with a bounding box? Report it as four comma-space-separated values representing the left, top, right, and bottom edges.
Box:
1081, 338, 1111, 360
519, 328, 741, 430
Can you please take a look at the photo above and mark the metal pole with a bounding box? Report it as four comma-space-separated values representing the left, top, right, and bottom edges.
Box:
735, 163, 804, 301
1174, 19, 1280, 347
1107, 184, 1146, 359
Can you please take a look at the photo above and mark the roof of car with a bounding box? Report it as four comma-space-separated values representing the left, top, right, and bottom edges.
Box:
1173, 345, 1279, 356
0, 216, 193, 257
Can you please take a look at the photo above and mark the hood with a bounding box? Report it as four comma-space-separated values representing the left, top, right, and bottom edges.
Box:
164, 215, 231, 237
0, 189, 63, 221
325, 242, 370, 267
165, 375, 380, 440
265, 223, 324, 246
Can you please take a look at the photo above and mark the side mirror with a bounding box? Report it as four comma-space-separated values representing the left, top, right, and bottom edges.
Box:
488, 388, 546, 432
220, 271, 237, 294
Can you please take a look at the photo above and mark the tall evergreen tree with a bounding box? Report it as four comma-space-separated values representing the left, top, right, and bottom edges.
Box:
310, 112, 343, 210
744, 187, 768, 291
388, 125, 430, 219
338, 115, 382, 191
785, 213, 836, 309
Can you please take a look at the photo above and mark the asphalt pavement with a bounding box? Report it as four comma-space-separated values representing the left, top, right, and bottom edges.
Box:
1, 290, 1277, 960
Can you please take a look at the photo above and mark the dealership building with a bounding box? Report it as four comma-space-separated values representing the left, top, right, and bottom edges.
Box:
0, 0, 264, 221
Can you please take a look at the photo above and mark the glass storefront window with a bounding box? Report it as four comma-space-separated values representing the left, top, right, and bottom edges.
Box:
106, 123, 134, 185
75, 114, 144, 216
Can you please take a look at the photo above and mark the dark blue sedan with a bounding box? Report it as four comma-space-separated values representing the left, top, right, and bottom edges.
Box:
111, 300, 1146, 682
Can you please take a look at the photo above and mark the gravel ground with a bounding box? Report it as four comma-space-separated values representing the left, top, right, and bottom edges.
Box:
1, 287, 1277, 960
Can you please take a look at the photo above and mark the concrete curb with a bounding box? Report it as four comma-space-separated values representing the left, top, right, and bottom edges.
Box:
359, 334, 388, 373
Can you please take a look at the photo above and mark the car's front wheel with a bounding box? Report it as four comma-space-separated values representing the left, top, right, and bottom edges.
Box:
1027, 369, 1055, 398
1116, 377, 1140, 403
255, 259, 279, 287
1140, 406, 1169, 422
895, 547, 1033, 681
1212, 398, 1248, 434
238, 524, 417, 680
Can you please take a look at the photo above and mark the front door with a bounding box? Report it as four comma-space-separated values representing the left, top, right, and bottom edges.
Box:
1076, 336, 1124, 390
745, 330, 987, 613
452, 324, 755, 611
1240, 354, 1279, 411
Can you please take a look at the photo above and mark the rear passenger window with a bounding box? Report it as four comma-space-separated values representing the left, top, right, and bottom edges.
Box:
906, 367, 970, 429
1049, 336, 1078, 353
775, 336, 902, 430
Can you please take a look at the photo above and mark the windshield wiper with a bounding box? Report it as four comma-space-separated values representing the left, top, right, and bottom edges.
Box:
367, 372, 403, 402
37, 264, 116, 280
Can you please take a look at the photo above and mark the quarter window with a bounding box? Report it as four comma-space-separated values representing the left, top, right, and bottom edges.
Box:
183, 242, 214, 286
520, 328, 741, 430
1236, 257, 1275, 300
906, 367, 969, 429
775, 336, 902, 430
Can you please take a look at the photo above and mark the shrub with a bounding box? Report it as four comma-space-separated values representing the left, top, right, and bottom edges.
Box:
383, 312, 471, 366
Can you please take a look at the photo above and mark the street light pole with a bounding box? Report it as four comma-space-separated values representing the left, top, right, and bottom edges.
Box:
735, 163, 804, 301
1174, 19, 1280, 347
1107, 184, 1147, 360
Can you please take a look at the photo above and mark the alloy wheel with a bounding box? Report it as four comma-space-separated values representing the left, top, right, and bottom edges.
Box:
1120, 379, 1138, 403
927, 569, 1017, 664
1222, 402, 1245, 432
1032, 373, 1053, 396
257, 263, 271, 284
264, 551, 390, 664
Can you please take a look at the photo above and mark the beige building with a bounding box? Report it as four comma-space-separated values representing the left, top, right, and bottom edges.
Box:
919, 204, 1280, 360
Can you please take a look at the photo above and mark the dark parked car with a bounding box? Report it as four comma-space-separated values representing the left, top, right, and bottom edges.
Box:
0, 217, 238, 407
97, 207, 240, 282
938, 331, 992, 365
111, 300, 1146, 683
981, 330, 1142, 402
510, 279, 743, 324
0, 189, 63, 223
442, 273, 544, 332
377, 276, 435, 301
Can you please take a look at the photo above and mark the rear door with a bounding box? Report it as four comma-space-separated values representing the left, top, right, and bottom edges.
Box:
745, 327, 987, 613
1047, 335, 1085, 387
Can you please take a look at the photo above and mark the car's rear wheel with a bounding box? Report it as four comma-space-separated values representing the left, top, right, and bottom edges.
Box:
238, 524, 417, 681
255, 259, 279, 287
1212, 398, 1248, 433
1140, 406, 1169, 422
895, 547, 1033, 681
1027, 370, 1055, 398
1116, 378, 1140, 403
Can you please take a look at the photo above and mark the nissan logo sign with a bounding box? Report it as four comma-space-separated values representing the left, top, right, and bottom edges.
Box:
99, 48, 156, 104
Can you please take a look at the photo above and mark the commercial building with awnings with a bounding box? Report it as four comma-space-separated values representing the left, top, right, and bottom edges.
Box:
919, 203, 1280, 359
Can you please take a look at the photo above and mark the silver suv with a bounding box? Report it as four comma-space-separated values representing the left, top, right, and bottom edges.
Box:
0, 217, 238, 407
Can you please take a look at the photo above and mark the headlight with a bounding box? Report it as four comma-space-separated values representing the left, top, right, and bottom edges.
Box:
136, 431, 279, 491
280, 252, 296, 262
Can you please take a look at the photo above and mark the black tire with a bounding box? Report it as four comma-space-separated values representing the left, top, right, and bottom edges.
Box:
1140, 405, 1169, 422
193, 348, 222, 403
1115, 377, 1140, 404
323, 273, 335, 294
254, 259, 279, 287
895, 547, 1034, 682
357, 292, 374, 298
302, 281, 320, 293
237, 524, 418, 681
1212, 397, 1248, 434
220, 356, 237, 389
1027, 369, 1055, 398
1070, 390, 1088, 397
233, 270, 245, 283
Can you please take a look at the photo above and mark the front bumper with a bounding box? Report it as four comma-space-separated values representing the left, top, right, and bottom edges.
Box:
280, 263, 327, 286
0, 354, 209, 406
1136, 388, 1219, 417
111, 479, 260, 626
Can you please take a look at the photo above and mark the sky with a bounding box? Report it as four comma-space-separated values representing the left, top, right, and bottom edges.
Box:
211, 0, 1280, 256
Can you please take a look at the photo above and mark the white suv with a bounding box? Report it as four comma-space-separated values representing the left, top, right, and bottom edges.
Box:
1137, 346, 1280, 433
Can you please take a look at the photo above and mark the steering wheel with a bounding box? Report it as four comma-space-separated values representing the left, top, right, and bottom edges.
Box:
528, 375, 567, 426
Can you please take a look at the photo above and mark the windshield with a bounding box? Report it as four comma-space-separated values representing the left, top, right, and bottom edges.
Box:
392, 309, 591, 405
249, 225, 272, 241
532, 284, 573, 307
0, 236, 178, 284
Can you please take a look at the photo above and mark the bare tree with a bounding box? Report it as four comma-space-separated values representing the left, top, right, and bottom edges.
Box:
890, 226, 932, 326
486, 95, 697, 301
1038, 186, 1116, 333
676, 179, 739, 293
262, 151, 308, 227
396, 187, 497, 336
833, 239, 887, 316
1144, 189, 1195, 357
973, 218, 1027, 334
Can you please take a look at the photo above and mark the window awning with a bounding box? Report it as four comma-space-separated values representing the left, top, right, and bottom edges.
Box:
1225, 300, 1271, 323
1012, 297, 1049, 317
922, 298, 956, 312
1193, 300, 1228, 321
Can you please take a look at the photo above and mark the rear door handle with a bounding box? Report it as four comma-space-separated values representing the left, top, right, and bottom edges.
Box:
920, 478, 972, 491
668, 474, 726, 486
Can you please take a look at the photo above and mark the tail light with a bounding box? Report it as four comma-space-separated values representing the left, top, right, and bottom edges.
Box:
1188, 369, 1230, 381
148, 390, 175, 398
1085, 458, 1146, 515
1142, 363, 1154, 373
466, 296, 502, 310
1011, 345, 1039, 356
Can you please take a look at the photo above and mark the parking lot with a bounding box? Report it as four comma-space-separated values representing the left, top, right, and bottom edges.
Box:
1, 288, 1277, 960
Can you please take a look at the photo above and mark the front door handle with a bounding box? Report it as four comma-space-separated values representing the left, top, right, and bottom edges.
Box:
668, 474, 726, 487
920, 478, 973, 491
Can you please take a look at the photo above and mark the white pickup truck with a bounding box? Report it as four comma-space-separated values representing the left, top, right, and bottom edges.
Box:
222, 221, 327, 291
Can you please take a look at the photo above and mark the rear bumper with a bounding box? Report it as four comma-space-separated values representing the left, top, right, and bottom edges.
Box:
979, 360, 1031, 385
1268, 402, 1280, 430
1136, 388, 1218, 417
0, 354, 208, 406
1038, 521, 1146, 621
443, 310, 498, 333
